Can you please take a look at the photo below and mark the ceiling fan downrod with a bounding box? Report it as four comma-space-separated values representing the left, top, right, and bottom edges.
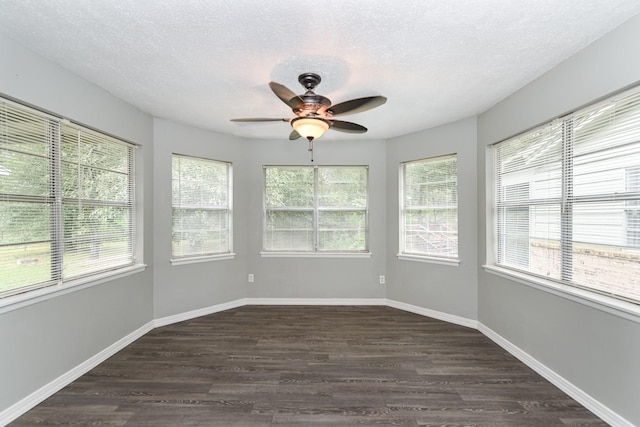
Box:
298, 73, 322, 92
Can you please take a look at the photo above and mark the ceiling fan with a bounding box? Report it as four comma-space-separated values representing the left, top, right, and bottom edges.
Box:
230, 73, 387, 144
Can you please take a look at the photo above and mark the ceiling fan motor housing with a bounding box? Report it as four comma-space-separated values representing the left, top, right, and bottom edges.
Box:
295, 94, 331, 116
293, 73, 331, 116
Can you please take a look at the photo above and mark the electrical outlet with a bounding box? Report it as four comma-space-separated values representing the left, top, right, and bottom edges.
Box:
379, 275, 385, 285
248, 273, 254, 283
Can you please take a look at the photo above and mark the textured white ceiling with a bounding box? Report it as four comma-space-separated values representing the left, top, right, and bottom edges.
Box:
0, 0, 639, 141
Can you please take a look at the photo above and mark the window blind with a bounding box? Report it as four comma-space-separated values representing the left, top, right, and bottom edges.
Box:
0, 98, 137, 298
172, 155, 231, 258
264, 166, 368, 252
61, 123, 135, 279
0, 101, 56, 295
317, 166, 368, 251
495, 122, 563, 276
493, 85, 640, 304
401, 154, 458, 258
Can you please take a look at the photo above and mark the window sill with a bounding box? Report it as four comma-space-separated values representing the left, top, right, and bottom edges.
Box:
170, 253, 236, 266
397, 253, 460, 266
0, 264, 147, 315
483, 264, 640, 324
260, 252, 372, 258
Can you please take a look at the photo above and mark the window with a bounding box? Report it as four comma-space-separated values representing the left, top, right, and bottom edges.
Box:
0, 98, 138, 299
492, 85, 640, 304
263, 166, 368, 253
400, 154, 458, 261
171, 155, 232, 261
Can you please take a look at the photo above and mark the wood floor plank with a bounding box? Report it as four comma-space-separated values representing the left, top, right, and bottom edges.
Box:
9, 306, 607, 426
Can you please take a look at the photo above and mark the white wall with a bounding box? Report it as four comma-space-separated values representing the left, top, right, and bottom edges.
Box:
152, 119, 248, 318
0, 33, 154, 413
477, 14, 640, 426
386, 117, 478, 321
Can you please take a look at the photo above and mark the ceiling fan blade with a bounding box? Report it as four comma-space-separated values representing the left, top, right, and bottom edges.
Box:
330, 120, 368, 134
230, 118, 289, 122
289, 130, 301, 140
327, 96, 387, 117
269, 82, 305, 109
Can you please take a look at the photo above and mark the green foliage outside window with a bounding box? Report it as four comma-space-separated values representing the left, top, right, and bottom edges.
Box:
264, 166, 368, 252
0, 99, 136, 297
171, 155, 231, 258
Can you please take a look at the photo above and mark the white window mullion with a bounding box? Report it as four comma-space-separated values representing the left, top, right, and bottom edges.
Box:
226, 163, 233, 255
560, 118, 574, 282
495, 146, 505, 265
49, 119, 63, 284
313, 166, 319, 251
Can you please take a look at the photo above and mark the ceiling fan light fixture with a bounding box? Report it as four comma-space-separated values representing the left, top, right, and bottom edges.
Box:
231, 73, 386, 143
291, 117, 329, 140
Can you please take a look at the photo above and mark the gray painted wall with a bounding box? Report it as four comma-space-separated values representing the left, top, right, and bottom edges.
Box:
477, 14, 640, 425
386, 117, 478, 320
152, 119, 248, 318
0, 33, 154, 412
151, 122, 389, 311
245, 138, 388, 299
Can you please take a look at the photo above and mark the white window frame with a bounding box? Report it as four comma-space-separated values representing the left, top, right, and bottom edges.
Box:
485, 85, 640, 319
261, 165, 370, 258
0, 96, 144, 309
398, 154, 459, 266
170, 154, 234, 265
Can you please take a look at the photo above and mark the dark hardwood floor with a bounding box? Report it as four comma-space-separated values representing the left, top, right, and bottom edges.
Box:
11, 306, 607, 426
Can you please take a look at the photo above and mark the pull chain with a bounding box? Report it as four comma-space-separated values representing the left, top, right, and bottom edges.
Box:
307, 137, 314, 162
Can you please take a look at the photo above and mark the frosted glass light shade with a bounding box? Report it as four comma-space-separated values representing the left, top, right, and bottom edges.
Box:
292, 118, 329, 139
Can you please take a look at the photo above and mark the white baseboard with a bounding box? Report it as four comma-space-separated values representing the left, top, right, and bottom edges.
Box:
154, 298, 248, 328
0, 320, 155, 426
478, 323, 633, 427
246, 297, 388, 306
386, 299, 478, 329
154, 298, 388, 330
